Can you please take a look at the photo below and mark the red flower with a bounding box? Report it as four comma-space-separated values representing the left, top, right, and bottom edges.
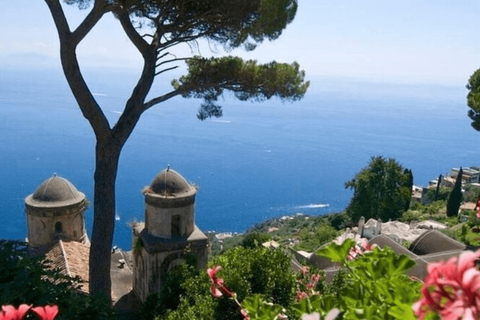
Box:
476, 199, 480, 220
31, 305, 58, 320
413, 250, 480, 320
0, 305, 30, 320
207, 265, 233, 298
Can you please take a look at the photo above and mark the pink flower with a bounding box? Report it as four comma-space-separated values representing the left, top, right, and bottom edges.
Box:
297, 266, 321, 301
347, 241, 376, 261
347, 245, 362, 260
361, 240, 374, 252
476, 199, 480, 219
308, 274, 321, 290
31, 305, 59, 320
207, 265, 233, 298
296, 290, 309, 302
302, 309, 340, 320
301, 266, 309, 276
0, 305, 30, 320
240, 308, 250, 320
413, 250, 480, 320
324, 308, 340, 320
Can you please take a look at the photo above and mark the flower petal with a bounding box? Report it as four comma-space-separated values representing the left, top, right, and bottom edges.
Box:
302, 312, 320, 320
32, 305, 59, 320
1, 305, 30, 320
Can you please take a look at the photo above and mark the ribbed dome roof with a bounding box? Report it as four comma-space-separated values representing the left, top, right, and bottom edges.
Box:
26, 175, 85, 207
149, 168, 195, 196
409, 230, 466, 256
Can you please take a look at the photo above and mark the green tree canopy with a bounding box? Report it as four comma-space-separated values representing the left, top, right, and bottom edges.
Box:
467, 68, 480, 131
345, 156, 412, 222
44, 0, 308, 298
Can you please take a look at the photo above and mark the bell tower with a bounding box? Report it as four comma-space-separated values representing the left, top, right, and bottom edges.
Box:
25, 175, 88, 251
132, 168, 208, 302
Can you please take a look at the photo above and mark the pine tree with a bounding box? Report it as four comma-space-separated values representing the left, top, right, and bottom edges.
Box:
403, 169, 414, 211
44, 0, 308, 298
434, 174, 443, 201
447, 168, 463, 217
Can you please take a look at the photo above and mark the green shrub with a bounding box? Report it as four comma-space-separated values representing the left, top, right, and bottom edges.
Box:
155, 247, 297, 320
241, 232, 272, 249
400, 210, 423, 222
463, 184, 480, 203
0, 241, 115, 320
294, 223, 338, 252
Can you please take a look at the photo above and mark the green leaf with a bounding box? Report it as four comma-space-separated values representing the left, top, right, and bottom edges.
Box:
291, 294, 338, 319
316, 238, 356, 264
388, 303, 417, 320
349, 247, 416, 279
242, 294, 283, 320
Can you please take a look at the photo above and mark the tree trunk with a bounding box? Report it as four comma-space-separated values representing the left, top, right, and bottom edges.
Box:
89, 140, 121, 300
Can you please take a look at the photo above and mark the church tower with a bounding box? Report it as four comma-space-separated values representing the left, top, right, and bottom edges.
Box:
132, 168, 208, 302
25, 175, 88, 251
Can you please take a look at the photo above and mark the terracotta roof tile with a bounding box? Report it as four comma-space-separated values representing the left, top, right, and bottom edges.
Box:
44, 240, 90, 293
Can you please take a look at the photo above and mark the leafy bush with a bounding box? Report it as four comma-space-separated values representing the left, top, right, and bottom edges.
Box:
294, 223, 339, 252
241, 232, 272, 249
419, 200, 446, 216
399, 210, 423, 222
293, 240, 421, 319
153, 247, 297, 320
203, 239, 423, 320
325, 212, 351, 230
463, 184, 480, 203
0, 241, 115, 320
425, 187, 451, 202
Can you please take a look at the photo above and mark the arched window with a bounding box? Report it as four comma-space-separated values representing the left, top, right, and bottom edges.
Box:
55, 221, 63, 233
171, 215, 181, 237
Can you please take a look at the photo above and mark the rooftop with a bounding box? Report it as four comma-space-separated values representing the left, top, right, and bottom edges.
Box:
25, 175, 85, 208
146, 168, 196, 198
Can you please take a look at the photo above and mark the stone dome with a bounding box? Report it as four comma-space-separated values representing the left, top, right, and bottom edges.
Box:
26, 175, 85, 208
149, 168, 195, 196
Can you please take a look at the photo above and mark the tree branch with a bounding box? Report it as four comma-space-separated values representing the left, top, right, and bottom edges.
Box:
44, 0, 111, 139
44, 0, 71, 38
155, 52, 171, 62
144, 90, 183, 110
71, 0, 109, 44
156, 57, 189, 68
116, 9, 150, 55
155, 65, 179, 76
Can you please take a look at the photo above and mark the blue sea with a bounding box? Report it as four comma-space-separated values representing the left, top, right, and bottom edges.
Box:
1, 67, 478, 250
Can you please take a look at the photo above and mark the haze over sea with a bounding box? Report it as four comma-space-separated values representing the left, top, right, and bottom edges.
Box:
1, 68, 478, 249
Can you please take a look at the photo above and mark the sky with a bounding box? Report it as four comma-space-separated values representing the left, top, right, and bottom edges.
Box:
0, 1, 479, 86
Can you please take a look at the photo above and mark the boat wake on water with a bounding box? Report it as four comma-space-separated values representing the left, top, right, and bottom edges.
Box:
295, 204, 330, 209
